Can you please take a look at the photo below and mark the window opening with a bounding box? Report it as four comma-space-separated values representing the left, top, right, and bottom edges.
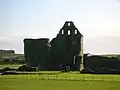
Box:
62, 30, 64, 34
68, 23, 70, 26
68, 30, 70, 35
75, 30, 77, 34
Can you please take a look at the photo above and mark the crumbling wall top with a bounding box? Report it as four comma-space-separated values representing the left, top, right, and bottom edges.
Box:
57, 21, 83, 37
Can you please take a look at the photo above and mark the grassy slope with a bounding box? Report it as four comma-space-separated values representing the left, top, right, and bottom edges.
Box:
2, 54, 24, 57
0, 64, 22, 69
0, 63, 23, 69
0, 59, 120, 90
0, 75, 120, 90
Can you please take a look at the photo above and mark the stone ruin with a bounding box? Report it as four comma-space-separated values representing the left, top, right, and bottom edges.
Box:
24, 21, 84, 71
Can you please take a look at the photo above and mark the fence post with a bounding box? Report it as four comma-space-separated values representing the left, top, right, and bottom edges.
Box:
83, 74, 84, 81
75, 76, 77, 81
38, 75, 40, 80
102, 75, 103, 81
48, 75, 49, 80
92, 75, 93, 81
41, 76, 43, 80
65, 75, 66, 80
29, 74, 31, 80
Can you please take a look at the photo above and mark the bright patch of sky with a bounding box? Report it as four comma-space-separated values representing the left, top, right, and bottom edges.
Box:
0, 0, 120, 54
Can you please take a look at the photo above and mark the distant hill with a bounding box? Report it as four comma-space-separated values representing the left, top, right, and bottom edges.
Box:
2, 54, 24, 58
85, 53, 120, 59
0, 50, 15, 56
99, 54, 120, 59
0, 49, 24, 62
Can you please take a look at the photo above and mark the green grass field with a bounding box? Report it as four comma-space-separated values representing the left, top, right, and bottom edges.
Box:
1, 64, 120, 90
0, 75, 120, 90
0, 64, 22, 69
0, 72, 120, 90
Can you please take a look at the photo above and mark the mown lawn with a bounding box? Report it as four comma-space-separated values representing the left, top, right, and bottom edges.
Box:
0, 63, 22, 69
0, 75, 120, 90
0, 64, 120, 90
0, 73, 120, 90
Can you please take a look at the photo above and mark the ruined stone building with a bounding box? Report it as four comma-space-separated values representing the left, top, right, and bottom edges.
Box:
24, 38, 50, 68
24, 21, 84, 71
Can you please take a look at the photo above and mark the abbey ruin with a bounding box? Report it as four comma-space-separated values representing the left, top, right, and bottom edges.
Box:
24, 21, 84, 71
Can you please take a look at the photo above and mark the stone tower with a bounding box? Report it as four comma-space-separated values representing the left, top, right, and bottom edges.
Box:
49, 21, 84, 71
24, 38, 50, 69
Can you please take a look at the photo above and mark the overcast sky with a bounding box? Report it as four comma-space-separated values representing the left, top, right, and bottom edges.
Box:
0, 0, 120, 54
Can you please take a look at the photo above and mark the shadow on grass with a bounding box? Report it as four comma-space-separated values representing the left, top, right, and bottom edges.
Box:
0, 71, 62, 75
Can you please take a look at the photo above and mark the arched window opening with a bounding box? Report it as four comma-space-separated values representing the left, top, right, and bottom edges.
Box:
62, 30, 64, 34
75, 30, 77, 34
68, 23, 70, 26
68, 30, 70, 35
